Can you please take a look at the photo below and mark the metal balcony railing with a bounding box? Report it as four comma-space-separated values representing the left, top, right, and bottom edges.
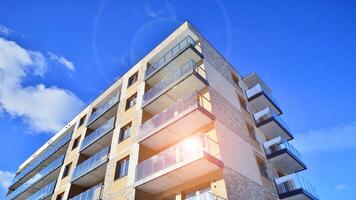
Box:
135, 135, 220, 182
7, 155, 65, 200
69, 183, 102, 200
26, 181, 56, 200
87, 93, 120, 125
253, 107, 290, 131
275, 173, 319, 199
80, 117, 115, 152
71, 147, 109, 182
245, 83, 280, 107
145, 36, 198, 79
10, 133, 72, 186
139, 92, 212, 140
143, 59, 206, 105
265, 141, 303, 161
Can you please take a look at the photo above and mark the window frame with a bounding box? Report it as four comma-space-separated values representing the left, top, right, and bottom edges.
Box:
62, 162, 72, 179
114, 156, 130, 180
125, 93, 137, 110
78, 114, 87, 128
119, 122, 132, 143
72, 136, 81, 150
127, 72, 138, 88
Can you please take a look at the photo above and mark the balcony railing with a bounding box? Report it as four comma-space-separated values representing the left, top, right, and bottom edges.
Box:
80, 117, 115, 152
69, 183, 102, 200
136, 135, 220, 182
143, 59, 206, 105
26, 181, 56, 200
139, 91, 212, 141
71, 147, 109, 182
246, 83, 280, 108
145, 36, 198, 80
11, 133, 72, 186
87, 93, 120, 126
265, 141, 303, 162
253, 107, 290, 132
275, 173, 319, 200
7, 155, 65, 200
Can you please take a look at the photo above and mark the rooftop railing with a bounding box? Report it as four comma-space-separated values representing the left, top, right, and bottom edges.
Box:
80, 117, 115, 152
145, 36, 198, 79
11, 133, 72, 186
71, 147, 109, 182
136, 135, 220, 182
275, 173, 319, 200
143, 59, 206, 105
139, 91, 212, 140
253, 107, 290, 132
7, 155, 65, 200
26, 181, 56, 200
69, 183, 102, 200
87, 93, 120, 125
245, 83, 280, 108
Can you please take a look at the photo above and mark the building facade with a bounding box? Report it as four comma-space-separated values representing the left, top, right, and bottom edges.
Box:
6, 22, 319, 200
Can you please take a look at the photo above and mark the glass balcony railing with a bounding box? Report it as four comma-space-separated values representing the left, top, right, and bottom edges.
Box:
87, 93, 120, 125
253, 107, 290, 132
71, 147, 109, 182
276, 173, 319, 200
7, 155, 65, 200
245, 83, 280, 108
145, 36, 198, 79
143, 59, 206, 105
139, 92, 212, 140
80, 117, 115, 152
11, 133, 72, 186
69, 183, 102, 200
265, 141, 303, 161
26, 181, 56, 200
136, 135, 220, 182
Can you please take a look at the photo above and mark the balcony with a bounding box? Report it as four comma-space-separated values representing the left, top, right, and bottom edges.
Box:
71, 147, 109, 187
142, 60, 208, 114
145, 36, 202, 82
246, 83, 282, 115
80, 117, 115, 156
264, 137, 306, 174
69, 183, 102, 200
275, 173, 319, 200
135, 135, 223, 194
87, 93, 120, 129
253, 107, 293, 140
9, 132, 72, 190
7, 155, 65, 200
26, 181, 56, 200
139, 92, 215, 151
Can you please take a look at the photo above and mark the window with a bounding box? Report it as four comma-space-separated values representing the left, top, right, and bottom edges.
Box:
231, 73, 242, 90
125, 93, 137, 110
114, 157, 130, 180
56, 193, 64, 200
256, 157, 269, 179
62, 163, 72, 179
246, 123, 258, 142
119, 122, 132, 142
78, 115, 87, 127
128, 72, 138, 87
72, 136, 80, 150
238, 95, 248, 111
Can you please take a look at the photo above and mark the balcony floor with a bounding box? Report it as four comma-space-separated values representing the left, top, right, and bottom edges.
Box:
248, 92, 282, 115
257, 118, 293, 141
267, 149, 307, 174
135, 153, 223, 194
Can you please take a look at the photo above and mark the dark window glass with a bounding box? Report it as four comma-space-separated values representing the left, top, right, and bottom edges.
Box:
56, 193, 64, 200
78, 115, 86, 127
72, 137, 80, 150
62, 163, 72, 179
128, 72, 138, 87
119, 122, 132, 142
125, 93, 137, 110
114, 157, 130, 180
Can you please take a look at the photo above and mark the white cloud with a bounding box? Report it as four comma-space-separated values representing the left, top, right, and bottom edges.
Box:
0, 25, 13, 36
335, 184, 354, 191
145, 0, 176, 18
48, 52, 75, 71
292, 122, 356, 155
0, 170, 15, 190
0, 37, 84, 133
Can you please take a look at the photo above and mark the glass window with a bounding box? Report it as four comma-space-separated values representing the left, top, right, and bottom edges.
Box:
72, 136, 80, 150
62, 163, 72, 179
78, 115, 86, 127
119, 122, 131, 142
125, 93, 137, 110
128, 72, 138, 87
114, 157, 130, 180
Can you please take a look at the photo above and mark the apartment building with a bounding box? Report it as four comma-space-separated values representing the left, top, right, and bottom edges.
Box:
6, 21, 319, 200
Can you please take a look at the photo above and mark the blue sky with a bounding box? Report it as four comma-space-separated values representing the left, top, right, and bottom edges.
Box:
0, 0, 355, 199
